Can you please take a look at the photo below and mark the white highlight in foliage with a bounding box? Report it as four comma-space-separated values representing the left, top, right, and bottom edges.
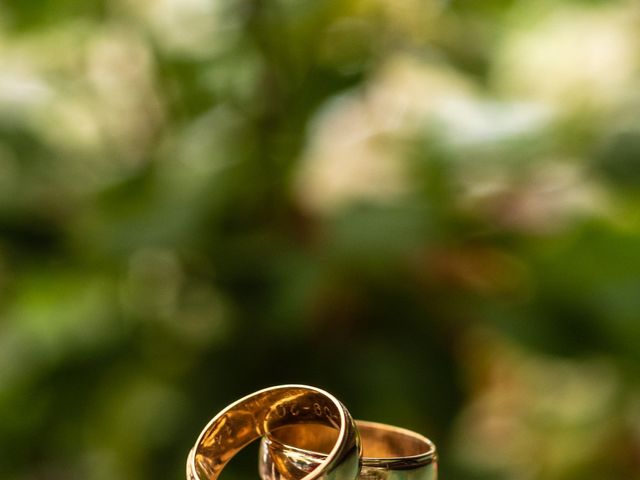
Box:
139, 0, 239, 57
295, 92, 409, 214
295, 54, 552, 214
494, 4, 638, 108
0, 69, 52, 111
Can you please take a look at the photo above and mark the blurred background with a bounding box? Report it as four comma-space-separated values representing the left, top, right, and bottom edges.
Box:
1, 0, 640, 479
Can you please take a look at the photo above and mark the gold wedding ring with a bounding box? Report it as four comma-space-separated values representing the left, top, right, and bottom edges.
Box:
259, 420, 437, 480
186, 385, 361, 480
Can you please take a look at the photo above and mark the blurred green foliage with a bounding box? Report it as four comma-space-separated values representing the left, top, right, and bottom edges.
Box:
1, 0, 640, 479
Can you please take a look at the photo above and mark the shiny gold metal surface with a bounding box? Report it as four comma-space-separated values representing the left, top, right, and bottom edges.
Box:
259, 420, 437, 480
186, 385, 361, 480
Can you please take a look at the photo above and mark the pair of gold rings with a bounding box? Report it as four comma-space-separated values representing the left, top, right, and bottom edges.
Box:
187, 385, 437, 480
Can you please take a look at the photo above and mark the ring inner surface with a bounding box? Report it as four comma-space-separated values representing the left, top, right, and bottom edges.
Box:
195, 388, 344, 479
269, 422, 433, 459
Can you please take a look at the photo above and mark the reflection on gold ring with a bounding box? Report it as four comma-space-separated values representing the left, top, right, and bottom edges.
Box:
186, 385, 361, 480
260, 420, 437, 480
